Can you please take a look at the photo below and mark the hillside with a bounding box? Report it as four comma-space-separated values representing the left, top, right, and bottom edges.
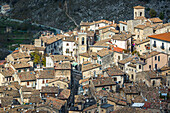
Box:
8, 0, 170, 31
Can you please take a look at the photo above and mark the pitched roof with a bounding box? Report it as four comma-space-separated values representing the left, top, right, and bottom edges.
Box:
148, 32, 170, 42
18, 71, 36, 81
37, 70, 55, 79
58, 89, 70, 100
133, 6, 145, 9
104, 66, 125, 76
11, 61, 31, 69
83, 104, 97, 111
11, 52, 30, 60
111, 32, 132, 41
119, 21, 127, 25
109, 45, 124, 53
82, 62, 101, 72
111, 107, 149, 113
140, 51, 161, 59
54, 62, 71, 70
128, 64, 136, 68
97, 48, 113, 57
135, 16, 147, 20
92, 77, 116, 87
135, 38, 150, 45
50, 55, 74, 62
102, 28, 119, 34
62, 37, 75, 42
118, 57, 134, 64
135, 25, 149, 29
99, 24, 117, 29
93, 38, 111, 46
79, 51, 97, 59
41, 86, 60, 93
48, 77, 70, 84
20, 44, 45, 51
0, 67, 14, 77
46, 97, 66, 110
149, 17, 163, 23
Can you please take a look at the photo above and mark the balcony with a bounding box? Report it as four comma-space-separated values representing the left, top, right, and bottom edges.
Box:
153, 44, 156, 48
160, 46, 165, 50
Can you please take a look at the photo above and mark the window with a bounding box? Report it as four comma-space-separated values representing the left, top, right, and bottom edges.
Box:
66, 49, 69, 53
155, 56, 157, 60
131, 74, 134, 80
149, 65, 151, 69
153, 41, 156, 47
158, 56, 160, 61
46, 80, 48, 83
82, 37, 85, 45
155, 64, 157, 70
135, 12, 137, 17
18, 70, 21, 73
140, 12, 142, 16
139, 65, 141, 69
66, 43, 69, 46
27, 82, 29, 85
42, 80, 45, 84
114, 78, 117, 81
118, 56, 120, 60
123, 26, 125, 31
152, 81, 155, 86
74, 44, 75, 46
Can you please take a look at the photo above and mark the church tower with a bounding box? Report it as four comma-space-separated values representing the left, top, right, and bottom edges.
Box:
133, 6, 145, 19
78, 32, 88, 54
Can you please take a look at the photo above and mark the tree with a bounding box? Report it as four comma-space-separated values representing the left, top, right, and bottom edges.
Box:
149, 9, 157, 18
159, 12, 164, 20
41, 57, 46, 67
132, 50, 140, 56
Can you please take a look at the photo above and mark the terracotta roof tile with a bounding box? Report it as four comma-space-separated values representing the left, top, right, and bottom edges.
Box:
37, 70, 55, 79
133, 6, 145, 9
41, 86, 60, 93
119, 21, 127, 25
11, 61, 31, 69
148, 32, 170, 42
54, 62, 71, 70
92, 77, 116, 87
97, 48, 113, 57
58, 89, 70, 99
104, 66, 125, 76
140, 51, 161, 59
93, 39, 111, 46
149, 17, 163, 23
45, 97, 66, 110
18, 71, 36, 81
82, 62, 101, 72
50, 55, 74, 62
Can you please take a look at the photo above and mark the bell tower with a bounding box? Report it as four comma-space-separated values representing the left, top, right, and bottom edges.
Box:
78, 32, 87, 54
133, 6, 145, 19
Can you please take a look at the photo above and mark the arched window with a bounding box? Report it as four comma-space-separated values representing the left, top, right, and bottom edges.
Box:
140, 12, 142, 16
135, 12, 137, 17
153, 81, 155, 86
82, 37, 85, 45
131, 74, 134, 80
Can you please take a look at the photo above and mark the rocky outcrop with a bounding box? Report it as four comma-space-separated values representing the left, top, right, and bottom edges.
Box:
6, 0, 170, 30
